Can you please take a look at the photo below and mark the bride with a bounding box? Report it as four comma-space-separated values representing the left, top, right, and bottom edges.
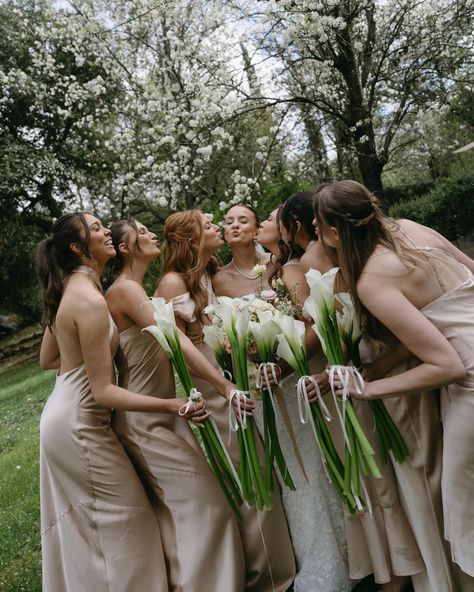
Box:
214, 204, 352, 592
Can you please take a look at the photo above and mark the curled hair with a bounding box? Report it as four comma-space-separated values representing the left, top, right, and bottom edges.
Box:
314, 180, 415, 342
35, 213, 91, 329
110, 218, 141, 277
162, 210, 218, 322
280, 192, 318, 247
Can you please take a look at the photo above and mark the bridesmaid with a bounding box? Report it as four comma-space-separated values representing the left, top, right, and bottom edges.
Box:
156, 209, 296, 592
279, 192, 334, 274
212, 204, 272, 297
105, 218, 245, 591
251, 207, 352, 592
280, 193, 426, 591
36, 213, 203, 592
315, 180, 474, 585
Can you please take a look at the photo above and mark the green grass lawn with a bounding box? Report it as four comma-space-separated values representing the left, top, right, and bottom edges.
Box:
0, 360, 55, 592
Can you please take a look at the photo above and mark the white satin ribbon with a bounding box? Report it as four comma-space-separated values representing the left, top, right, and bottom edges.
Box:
328, 365, 372, 515
296, 376, 332, 482
228, 389, 250, 436
258, 363, 309, 482
178, 387, 202, 416
256, 362, 280, 414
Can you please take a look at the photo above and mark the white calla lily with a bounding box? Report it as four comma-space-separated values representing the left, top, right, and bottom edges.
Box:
202, 323, 221, 352
276, 334, 299, 372
142, 324, 174, 357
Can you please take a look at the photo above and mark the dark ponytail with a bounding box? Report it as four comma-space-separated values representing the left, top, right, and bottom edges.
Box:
35, 213, 91, 328
280, 192, 318, 245
269, 206, 305, 284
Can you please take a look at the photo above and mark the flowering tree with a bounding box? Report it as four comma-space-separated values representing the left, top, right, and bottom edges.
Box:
234, 0, 474, 192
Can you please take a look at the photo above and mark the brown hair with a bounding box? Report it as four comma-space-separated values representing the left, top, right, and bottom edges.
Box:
225, 203, 260, 227
35, 212, 91, 328
109, 218, 142, 277
162, 210, 218, 322
314, 180, 415, 342
280, 192, 318, 245
269, 206, 304, 284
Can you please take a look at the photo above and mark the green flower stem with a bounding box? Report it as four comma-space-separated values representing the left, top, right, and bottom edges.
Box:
201, 430, 242, 521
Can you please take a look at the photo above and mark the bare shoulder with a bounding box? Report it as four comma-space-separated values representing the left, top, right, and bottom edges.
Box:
212, 266, 234, 296
107, 278, 147, 301
300, 248, 331, 274
156, 271, 187, 299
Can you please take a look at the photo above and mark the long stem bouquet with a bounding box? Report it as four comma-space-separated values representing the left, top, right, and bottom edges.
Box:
303, 269, 381, 511
274, 314, 360, 512
249, 310, 295, 492
336, 293, 409, 464
143, 297, 243, 519
212, 296, 273, 511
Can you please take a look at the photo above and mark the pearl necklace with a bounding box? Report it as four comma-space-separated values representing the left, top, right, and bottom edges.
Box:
231, 255, 262, 280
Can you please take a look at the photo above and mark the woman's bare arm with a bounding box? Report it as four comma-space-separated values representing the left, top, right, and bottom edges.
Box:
40, 327, 61, 370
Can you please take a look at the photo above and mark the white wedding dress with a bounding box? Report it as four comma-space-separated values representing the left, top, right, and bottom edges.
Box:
253, 368, 352, 592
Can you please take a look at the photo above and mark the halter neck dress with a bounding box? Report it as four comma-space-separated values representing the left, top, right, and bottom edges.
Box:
112, 323, 245, 592
170, 276, 296, 592
40, 309, 167, 591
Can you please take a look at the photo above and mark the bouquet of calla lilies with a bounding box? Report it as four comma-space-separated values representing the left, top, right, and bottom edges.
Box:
336, 293, 409, 465
303, 268, 382, 511
143, 297, 243, 520
249, 310, 295, 492
212, 296, 273, 511
274, 314, 360, 512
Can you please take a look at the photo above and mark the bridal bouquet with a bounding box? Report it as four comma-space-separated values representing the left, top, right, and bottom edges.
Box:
144, 297, 243, 519
274, 314, 360, 512
304, 269, 381, 511
212, 297, 273, 511
336, 293, 409, 464
248, 310, 295, 492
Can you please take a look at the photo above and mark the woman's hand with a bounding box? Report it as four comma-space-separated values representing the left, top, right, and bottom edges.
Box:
304, 372, 331, 404
258, 363, 281, 389
331, 373, 376, 401
224, 384, 254, 417
167, 398, 211, 427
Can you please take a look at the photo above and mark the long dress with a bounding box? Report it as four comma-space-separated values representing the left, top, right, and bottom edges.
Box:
40, 315, 168, 592
419, 261, 474, 582
376, 358, 465, 591
171, 284, 296, 592
249, 259, 352, 591
255, 364, 352, 592
308, 347, 425, 586
112, 324, 245, 592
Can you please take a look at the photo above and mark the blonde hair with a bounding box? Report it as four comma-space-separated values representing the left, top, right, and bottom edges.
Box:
162, 210, 218, 322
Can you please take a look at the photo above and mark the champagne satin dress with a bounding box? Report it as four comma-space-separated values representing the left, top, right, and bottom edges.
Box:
171, 285, 296, 592
310, 347, 425, 586
418, 259, 474, 582
112, 324, 245, 592
40, 316, 167, 592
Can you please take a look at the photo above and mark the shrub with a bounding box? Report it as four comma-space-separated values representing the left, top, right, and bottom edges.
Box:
389, 170, 474, 241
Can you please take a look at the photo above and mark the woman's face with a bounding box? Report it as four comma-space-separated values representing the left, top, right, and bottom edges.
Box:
223, 206, 258, 247
131, 221, 160, 260
257, 208, 280, 249
201, 213, 224, 253
84, 213, 115, 263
